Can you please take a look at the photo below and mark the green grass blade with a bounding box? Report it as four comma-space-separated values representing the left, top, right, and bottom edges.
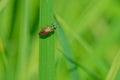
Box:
16, 0, 30, 80
106, 49, 120, 80
58, 48, 100, 79
55, 14, 108, 77
0, 1, 15, 79
39, 0, 55, 80
55, 17, 80, 80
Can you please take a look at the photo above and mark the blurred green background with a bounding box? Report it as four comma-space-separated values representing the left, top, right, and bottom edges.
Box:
0, 0, 120, 80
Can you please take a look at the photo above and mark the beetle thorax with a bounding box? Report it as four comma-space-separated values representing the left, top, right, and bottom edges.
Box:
49, 25, 56, 31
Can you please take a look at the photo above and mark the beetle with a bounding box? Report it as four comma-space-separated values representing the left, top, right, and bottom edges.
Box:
39, 25, 56, 36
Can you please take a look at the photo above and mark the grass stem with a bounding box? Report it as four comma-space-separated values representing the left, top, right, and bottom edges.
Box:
39, 0, 55, 80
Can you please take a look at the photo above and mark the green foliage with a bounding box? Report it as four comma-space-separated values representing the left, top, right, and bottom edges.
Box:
55, 17, 80, 80
0, 0, 120, 80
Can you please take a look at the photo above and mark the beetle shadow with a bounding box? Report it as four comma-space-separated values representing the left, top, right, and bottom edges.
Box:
39, 31, 55, 39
